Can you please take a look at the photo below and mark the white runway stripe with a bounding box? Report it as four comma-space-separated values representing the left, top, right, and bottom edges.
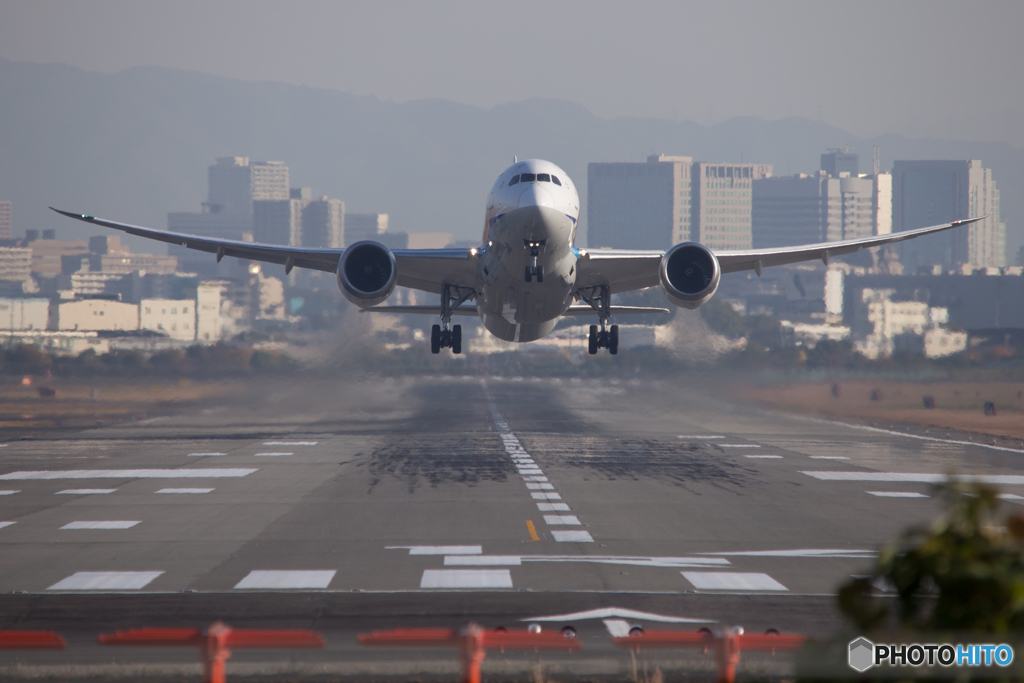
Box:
867, 491, 928, 498
188, 453, 226, 457
444, 556, 522, 566
522, 476, 548, 482
157, 488, 214, 494
804, 472, 1024, 485
536, 503, 570, 511
810, 456, 849, 460
526, 483, 554, 490
61, 521, 140, 530
551, 530, 594, 542
531, 492, 562, 500
48, 571, 163, 591
697, 549, 873, 558
263, 442, 317, 446
57, 489, 116, 495
234, 570, 336, 589
0, 490, 19, 495
3, 469, 256, 480
718, 444, 761, 448
420, 569, 513, 588
254, 452, 293, 457
388, 545, 483, 555
679, 436, 725, 439
744, 455, 782, 459
0, 522, 14, 529
682, 572, 787, 591
544, 515, 581, 525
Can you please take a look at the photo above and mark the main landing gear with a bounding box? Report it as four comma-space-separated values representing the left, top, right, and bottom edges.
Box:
524, 240, 545, 283
430, 283, 473, 355
577, 284, 619, 355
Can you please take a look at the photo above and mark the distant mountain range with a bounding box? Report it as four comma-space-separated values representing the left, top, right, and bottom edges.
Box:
1, 56, 1021, 258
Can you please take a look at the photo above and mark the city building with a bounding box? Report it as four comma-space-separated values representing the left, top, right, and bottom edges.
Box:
207, 157, 290, 215
752, 151, 891, 249
893, 159, 1006, 270
196, 284, 222, 342
254, 188, 344, 249
851, 288, 966, 359
0, 248, 32, 282
140, 299, 195, 341
27, 234, 88, 278
345, 213, 389, 244
302, 196, 344, 248
0, 298, 49, 330
254, 195, 305, 246
587, 156, 771, 250
56, 299, 139, 332
0, 201, 11, 240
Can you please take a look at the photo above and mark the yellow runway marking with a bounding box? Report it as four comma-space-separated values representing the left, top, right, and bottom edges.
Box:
526, 520, 540, 542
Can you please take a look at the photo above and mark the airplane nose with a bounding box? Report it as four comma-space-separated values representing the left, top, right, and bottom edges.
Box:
518, 184, 555, 209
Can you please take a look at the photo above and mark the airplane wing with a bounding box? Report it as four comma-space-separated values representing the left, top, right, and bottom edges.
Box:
575, 215, 987, 294
49, 208, 477, 292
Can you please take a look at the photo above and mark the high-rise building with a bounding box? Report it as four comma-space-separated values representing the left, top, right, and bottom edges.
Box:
821, 149, 859, 178
302, 197, 344, 248
254, 197, 305, 246
0, 201, 11, 240
893, 159, 1006, 269
691, 161, 772, 251
345, 213, 389, 245
253, 188, 344, 248
206, 157, 289, 215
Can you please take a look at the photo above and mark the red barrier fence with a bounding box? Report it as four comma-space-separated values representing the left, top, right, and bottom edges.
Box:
359, 623, 583, 683
98, 621, 324, 683
614, 627, 806, 683
0, 631, 65, 649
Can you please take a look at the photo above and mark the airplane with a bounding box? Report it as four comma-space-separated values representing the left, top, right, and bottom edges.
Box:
52, 158, 984, 356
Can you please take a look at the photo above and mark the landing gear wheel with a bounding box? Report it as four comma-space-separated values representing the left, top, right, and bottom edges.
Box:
588, 325, 598, 355
430, 324, 441, 354
524, 266, 533, 283
536, 266, 544, 283
452, 325, 462, 354
609, 325, 619, 355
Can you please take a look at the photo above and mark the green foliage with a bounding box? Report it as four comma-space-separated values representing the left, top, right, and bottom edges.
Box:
838, 480, 1024, 633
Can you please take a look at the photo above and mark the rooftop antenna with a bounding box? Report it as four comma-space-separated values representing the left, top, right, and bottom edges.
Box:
873, 145, 880, 175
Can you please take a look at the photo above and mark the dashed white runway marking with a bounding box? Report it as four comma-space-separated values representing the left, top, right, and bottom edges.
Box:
682, 572, 787, 591
544, 515, 581, 525
234, 570, 336, 589
678, 436, 725, 439
57, 489, 116, 495
188, 453, 226, 457
0, 490, 19, 495
999, 493, 1024, 500
745, 455, 782, 459
810, 456, 849, 460
3, 469, 256, 480
522, 476, 548, 482
254, 452, 293, 457
0, 522, 15, 529
61, 521, 140, 530
718, 444, 761, 448
526, 483, 555, 490
48, 571, 163, 591
551, 530, 594, 542
389, 545, 482, 555
157, 488, 214, 494
263, 442, 317, 446
531, 492, 561, 500
867, 491, 928, 498
804, 472, 1024, 485
536, 503, 570, 511
420, 569, 513, 588
444, 555, 522, 566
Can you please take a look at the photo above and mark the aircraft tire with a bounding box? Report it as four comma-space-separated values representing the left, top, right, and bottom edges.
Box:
536, 267, 544, 283
609, 325, 619, 355
452, 325, 462, 354
588, 325, 598, 355
430, 324, 442, 354
524, 266, 532, 283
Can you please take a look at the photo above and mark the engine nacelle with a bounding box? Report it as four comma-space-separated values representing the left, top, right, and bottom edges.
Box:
659, 242, 721, 309
337, 241, 398, 307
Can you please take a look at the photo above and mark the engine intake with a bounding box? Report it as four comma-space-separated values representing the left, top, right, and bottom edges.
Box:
337, 241, 398, 307
659, 242, 721, 309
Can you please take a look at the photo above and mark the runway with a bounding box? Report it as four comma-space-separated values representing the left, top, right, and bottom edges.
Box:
0, 373, 1020, 677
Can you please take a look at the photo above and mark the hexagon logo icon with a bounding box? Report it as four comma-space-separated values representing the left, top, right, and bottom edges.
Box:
848, 637, 875, 672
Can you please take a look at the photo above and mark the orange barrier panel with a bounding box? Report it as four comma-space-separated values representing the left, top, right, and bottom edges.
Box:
0, 631, 65, 649
359, 622, 582, 683
614, 627, 806, 683
98, 621, 324, 683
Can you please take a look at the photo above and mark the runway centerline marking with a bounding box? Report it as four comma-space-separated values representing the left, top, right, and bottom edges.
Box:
61, 521, 140, 530
263, 442, 317, 446
867, 491, 928, 498
537, 502, 570, 511
544, 515, 581, 526
445, 556, 523, 566
744, 455, 782, 459
678, 436, 725, 439
1, 469, 257, 480
157, 488, 214, 494
718, 444, 761, 448
682, 572, 787, 591
188, 453, 226, 457
810, 456, 849, 460
254, 453, 293, 457
526, 520, 540, 541
56, 489, 116, 495
551, 530, 594, 542
48, 571, 163, 591
234, 570, 336, 589
0, 490, 19, 495
388, 545, 482, 555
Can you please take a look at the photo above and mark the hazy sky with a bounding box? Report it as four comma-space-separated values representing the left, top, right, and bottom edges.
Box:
2, 0, 1022, 145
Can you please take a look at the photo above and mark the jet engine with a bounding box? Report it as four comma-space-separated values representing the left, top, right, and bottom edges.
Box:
337, 241, 398, 307
659, 242, 721, 309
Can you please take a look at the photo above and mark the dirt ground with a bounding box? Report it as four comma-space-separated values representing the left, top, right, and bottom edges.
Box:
0, 378, 244, 430
732, 379, 1024, 441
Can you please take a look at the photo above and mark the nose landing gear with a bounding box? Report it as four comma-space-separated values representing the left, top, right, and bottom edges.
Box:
524, 240, 546, 283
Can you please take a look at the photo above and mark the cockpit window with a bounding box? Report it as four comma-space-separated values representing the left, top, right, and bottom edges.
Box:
508, 175, 519, 186
537, 173, 551, 182
520, 173, 536, 182
551, 175, 562, 186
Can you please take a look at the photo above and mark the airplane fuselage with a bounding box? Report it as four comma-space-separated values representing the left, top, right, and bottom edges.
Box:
476, 160, 581, 342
